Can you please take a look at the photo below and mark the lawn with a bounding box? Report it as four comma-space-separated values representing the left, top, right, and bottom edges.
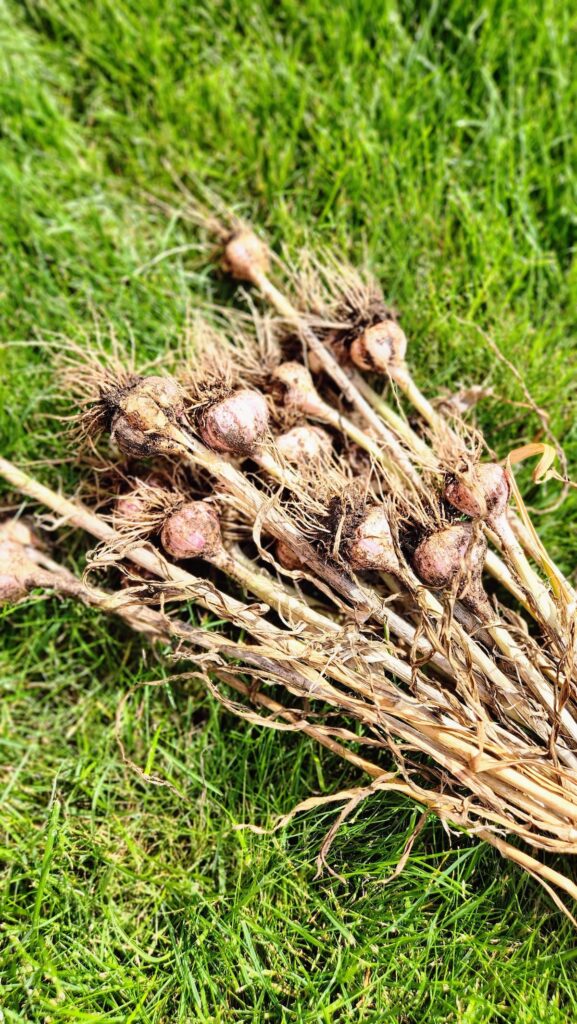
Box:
1, 0, 577, 1020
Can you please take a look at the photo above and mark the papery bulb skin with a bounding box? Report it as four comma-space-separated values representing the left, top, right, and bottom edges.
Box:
116, 377, 185, 438
160, 502, 223, 561
413, 523, 489, 616
222, 229, 270, 282
346, 506, 399, 574
120, 392, 173, 434
136, 376, 185, 416
276, 425, 332, 463
275, 540, 304, 571
110, 413, 175, 458
413, 523, 475, 588
349, 321, 408, 374
199, 390, 270, 456
110, 414, 145, 456
444, 464, 510, 522
273, 362, 322, 416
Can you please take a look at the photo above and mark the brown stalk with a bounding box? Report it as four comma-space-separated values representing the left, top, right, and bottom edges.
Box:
5, 521, 577, 917
173, 422, 577, 756
2, 462, 577, 828
185, 341, 565, 745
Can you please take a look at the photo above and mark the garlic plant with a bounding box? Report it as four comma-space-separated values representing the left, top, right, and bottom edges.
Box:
1, 198, 576, 922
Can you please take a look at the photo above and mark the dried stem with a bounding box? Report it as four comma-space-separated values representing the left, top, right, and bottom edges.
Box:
7, 526, 577, 917
217, 227, 576, 635
3, 456, 577, 798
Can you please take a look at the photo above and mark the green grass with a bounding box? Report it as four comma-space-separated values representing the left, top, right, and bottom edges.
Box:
1, 0, 577, 1019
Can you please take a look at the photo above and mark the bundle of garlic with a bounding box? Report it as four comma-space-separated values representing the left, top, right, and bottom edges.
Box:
1, 202, 576, 919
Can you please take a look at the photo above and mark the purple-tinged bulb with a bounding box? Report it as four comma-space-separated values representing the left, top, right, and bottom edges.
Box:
444, 464, 510, 522
199, 390, 270, 456
349, 321, 407, 374
346, 506, 399, 574
413, 523, 486, 589
276, 425, 332, 463
160, 502, 223, 561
